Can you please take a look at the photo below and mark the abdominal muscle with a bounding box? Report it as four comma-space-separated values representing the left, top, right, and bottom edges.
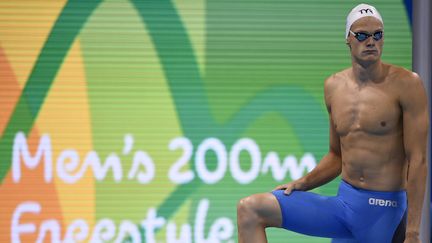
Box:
339, 130, 407, 192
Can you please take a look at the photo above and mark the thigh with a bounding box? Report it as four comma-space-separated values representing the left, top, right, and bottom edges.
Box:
354, 209, 406, 243
272, 190, 353, 239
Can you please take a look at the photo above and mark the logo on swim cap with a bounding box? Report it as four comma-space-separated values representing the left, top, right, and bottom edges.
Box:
359, 8, 373, 14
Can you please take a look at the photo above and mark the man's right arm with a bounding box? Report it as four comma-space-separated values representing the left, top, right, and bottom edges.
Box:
275, 76, 342, 194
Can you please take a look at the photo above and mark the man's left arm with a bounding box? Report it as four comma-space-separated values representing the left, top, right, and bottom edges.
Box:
400, 73, 429, 241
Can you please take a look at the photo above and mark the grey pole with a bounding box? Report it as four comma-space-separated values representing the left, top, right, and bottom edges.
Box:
412, 0, 431, 242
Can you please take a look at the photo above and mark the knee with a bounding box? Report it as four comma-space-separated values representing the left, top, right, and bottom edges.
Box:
237, 196, 256, 215
237, 193, 281, 228
237, 195, 262, 225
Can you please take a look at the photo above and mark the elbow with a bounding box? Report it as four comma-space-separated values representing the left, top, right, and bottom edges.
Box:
407, 154, 427, 167
328, 150, 341, 161
328, 152, 342, 173
405, 148, 427, 167
406, 154, 427, 181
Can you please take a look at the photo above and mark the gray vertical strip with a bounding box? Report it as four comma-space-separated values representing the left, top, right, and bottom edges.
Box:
413, 0, 431, 241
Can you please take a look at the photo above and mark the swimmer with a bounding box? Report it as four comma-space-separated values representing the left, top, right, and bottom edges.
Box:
237, 4, 429, 243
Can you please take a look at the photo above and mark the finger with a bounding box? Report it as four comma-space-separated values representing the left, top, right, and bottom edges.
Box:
284, 188, 292, 195
274, 184, 286, 191
284, 185, 294, 195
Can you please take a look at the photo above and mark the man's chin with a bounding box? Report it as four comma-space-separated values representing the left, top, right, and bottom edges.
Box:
363, 57, 379, 63
356, 56, 380, 67
364, 52, 381, 59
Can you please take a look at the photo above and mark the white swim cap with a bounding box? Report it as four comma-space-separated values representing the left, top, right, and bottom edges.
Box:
346, 3, 383, 39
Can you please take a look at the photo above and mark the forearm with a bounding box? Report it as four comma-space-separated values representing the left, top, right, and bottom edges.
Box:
301, 152, 342, 191
406, 156, 427, 235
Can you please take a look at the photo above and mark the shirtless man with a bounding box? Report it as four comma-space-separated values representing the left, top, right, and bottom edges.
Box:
237, 4, 429, 243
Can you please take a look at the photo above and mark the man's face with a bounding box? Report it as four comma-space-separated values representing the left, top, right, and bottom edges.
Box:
347, 17, 384, 64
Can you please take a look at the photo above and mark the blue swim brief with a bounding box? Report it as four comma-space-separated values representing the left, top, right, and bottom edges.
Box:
271, 180, 407, 243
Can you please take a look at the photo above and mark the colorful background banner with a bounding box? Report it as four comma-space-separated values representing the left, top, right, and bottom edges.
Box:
0, 0, 412, 242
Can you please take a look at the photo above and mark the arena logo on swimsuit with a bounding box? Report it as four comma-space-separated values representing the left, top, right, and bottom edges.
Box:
368, 198, 398, 207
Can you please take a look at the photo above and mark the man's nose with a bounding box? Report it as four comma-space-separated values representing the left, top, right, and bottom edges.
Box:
365, 37, 375, 47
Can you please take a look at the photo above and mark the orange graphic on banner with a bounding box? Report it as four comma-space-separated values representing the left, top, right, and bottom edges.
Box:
0, 129, 65, 243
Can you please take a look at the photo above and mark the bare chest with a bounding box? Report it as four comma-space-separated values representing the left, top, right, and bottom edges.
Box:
331, 84, 401, 135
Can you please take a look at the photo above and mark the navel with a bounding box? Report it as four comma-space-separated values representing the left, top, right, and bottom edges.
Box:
380, 121, 386, 127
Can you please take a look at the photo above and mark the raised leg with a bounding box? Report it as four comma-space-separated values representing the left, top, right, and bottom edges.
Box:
237, 193, 282, 243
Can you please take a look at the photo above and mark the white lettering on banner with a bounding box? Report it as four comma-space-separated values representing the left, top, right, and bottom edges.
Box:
167, 222, 192, 243
90, 219, 116, 242
56, 149, 81, 183
168, 137, 195, 184
10, 131, 318, 243
123, 134, 134, 155
63, 219, 89, 243
11, 203, 62, 243
141, 208, 166, 243
13, 132, 52, 183
128, 151, 155, 184
124, 134, 155, 184
229, 138, 261, 184
115, 220, 141, 243
195, 138, 228, 184
11, 202, 40, 243
56, 150, 124, 184
87, 151, 123, 182
12, 133, 156, 184
261, 152, 316, 181
11, 200, 234, 243
12, 132, 316, 184
35, 220, 60, 243
168, 137, 317, 185
194, 199, 234, 243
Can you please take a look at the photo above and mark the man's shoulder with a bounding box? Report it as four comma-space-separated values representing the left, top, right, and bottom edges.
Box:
386, 64, 425, 105
324, 68, 351, 90
386, 63, 422, 85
